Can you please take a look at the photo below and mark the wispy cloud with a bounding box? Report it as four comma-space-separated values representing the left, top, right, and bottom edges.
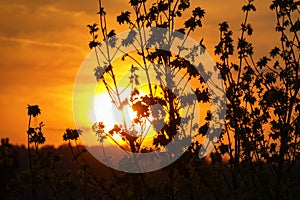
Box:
0, 36, 81, 51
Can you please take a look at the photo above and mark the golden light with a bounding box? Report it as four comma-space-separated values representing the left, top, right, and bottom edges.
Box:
91, 90, 138, 141
112, 133, 122, 141
92, 92, 118, 131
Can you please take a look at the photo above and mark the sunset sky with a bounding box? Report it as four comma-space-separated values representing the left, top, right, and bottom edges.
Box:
0, 0, 277, 146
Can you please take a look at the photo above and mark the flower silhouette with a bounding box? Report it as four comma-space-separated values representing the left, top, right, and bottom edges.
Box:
27, 105, 41, 117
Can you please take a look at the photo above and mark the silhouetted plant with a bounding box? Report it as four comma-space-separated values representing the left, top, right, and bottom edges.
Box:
85, 0, 214, 198
212, 0, 300, 199
87, 0, 210, 172
85, 0, 300, 199
3, 0, 299, 200
26, 104, 42, 199
0, 138, 17, 198
62, 128, 118, 199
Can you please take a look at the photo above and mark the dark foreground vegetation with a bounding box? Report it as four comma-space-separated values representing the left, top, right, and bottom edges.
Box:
1, 139, 299, 200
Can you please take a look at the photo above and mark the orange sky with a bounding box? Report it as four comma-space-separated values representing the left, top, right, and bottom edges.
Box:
0, 0, 277, 146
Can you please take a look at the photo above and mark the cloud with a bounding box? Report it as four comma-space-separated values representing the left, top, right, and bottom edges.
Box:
0, 3, 90, 37
0, 36, 81, 50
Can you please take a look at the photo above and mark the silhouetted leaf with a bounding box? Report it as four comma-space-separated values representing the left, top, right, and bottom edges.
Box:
242, 3, 256, 12
117, 11, 131, 25
27, 105, 41, 117
270, 47, 280, 57
257, 56, 271, 69
107, 30, 116, 38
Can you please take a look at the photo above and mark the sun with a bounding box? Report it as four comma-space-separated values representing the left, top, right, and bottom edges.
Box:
92, 92, 118, 132
91, 91, 137, 141
89, 86, 162, 147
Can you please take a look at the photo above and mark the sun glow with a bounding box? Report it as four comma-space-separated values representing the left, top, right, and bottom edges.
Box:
90, 85, 163, 145
91, 92, 137, 140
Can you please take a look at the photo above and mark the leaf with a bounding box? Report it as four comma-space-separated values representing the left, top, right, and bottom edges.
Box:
176, 10, 182, 17
195, 88, 210, 103
129, 0, 139, 6
63, 129, 82, 141
27, 128, 36, 135
122, 29, 137, 47
265, 72, 276, 84
158, 1, 168, 11
232, 63, 239, 71
98, 7, 106, 16
192, 7, 205, 18
290, 19, 300, 32
117, 11, 131, 25
89, 41, 99, 49
27, 105, 41, 117
199, 122, 209, 136
178, 0, 190, 11
87, 23, 99, 35
107, 30, 116, 38
242, 3, 256, 12
219, 22, 229, 32
246, 24, 253, 35
219, 143, 229, 155
184, 17, 197, 31
257, 56, 271, 69
269, 47, 280, 57
294, 79, 300, 90
176, 28, 185, 35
